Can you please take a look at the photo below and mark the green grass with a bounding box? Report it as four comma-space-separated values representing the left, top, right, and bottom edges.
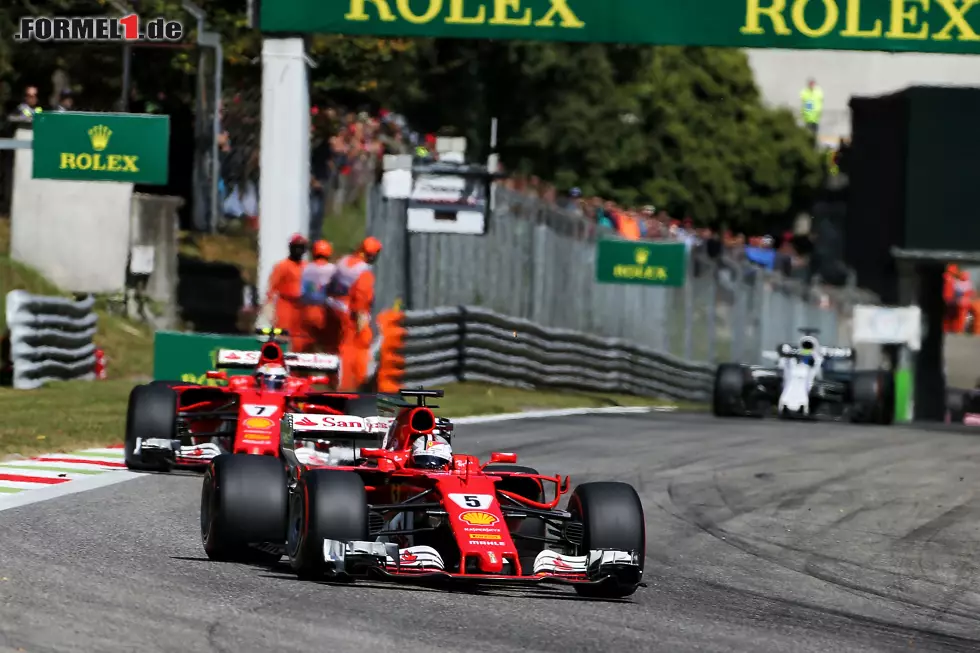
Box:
0, 380, 135, 459
0, 218, 154, 380
0, 380, 687, 459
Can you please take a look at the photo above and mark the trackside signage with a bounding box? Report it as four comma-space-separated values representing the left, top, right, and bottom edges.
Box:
260, 0, 980, 55
595, 240, 687, 287
32, 112, 170, 185
153, 332, 289, 386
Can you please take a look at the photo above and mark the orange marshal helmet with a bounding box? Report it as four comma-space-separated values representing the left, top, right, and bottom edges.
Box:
312, 240, 333, 259
360, 236, 383, 257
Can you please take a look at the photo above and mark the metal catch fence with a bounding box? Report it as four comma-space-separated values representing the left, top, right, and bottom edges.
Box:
366, 186, 879, 366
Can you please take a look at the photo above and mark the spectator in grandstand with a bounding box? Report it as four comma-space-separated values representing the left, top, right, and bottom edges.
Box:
10, 85, 42, 123
800, 78, 824, 142
52, 89, 74, 112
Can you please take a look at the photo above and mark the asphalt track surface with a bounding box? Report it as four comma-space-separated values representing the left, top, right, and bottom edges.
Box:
4, 413, 980, 652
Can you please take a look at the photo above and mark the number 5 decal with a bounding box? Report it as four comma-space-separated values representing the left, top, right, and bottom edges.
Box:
449, 493, 493, 510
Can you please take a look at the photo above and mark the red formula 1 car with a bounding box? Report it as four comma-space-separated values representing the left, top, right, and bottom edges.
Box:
200, 388, 646, 598
124, 329, 380, 472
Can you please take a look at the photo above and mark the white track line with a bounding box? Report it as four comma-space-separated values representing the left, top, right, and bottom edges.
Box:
0, 404, 667, 514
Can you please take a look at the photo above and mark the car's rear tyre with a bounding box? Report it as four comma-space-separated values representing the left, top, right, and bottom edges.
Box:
484, 464, 546, 575
125, 383, 177, 472
287, 469, 368, 579
201, 454, 287, 564
850, 370, 895, 425
713, 364, 749, 417
568, 481, 645, 598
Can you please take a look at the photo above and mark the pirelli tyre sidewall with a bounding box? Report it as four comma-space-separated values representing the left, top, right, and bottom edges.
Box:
850, 370, 896, 425
568, 481, 645, 598
201, 453, 287, 563
287, 469, 369, 579
713, 363, 751, 417
483, 464, 546, 575
125, 383, 177, 472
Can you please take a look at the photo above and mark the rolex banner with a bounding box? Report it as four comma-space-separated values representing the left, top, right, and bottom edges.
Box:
32, 111, 170, 185
595, 239, 687, 287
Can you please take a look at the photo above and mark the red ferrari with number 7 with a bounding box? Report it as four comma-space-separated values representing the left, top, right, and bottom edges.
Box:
124, 328, 380, 472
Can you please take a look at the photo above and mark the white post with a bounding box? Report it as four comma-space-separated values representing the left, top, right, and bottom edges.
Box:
258, 37, 310, 301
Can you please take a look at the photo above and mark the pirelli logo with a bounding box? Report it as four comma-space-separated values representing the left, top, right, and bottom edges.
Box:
468, 533, 502, 541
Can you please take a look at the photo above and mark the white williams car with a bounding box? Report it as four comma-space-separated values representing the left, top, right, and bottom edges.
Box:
712, 329, 895, 424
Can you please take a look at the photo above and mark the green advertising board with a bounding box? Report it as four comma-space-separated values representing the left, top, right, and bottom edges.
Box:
595, 240, 687, 287
153, 332, 290, 386
32, 111, 170, 185
261, 0, 980, 55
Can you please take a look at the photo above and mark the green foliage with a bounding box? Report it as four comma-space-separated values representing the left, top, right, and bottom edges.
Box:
0, 2, 820, 232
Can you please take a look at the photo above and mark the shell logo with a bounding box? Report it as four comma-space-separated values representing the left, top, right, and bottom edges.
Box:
244, 417, 274, 430
458, 511, 499, 526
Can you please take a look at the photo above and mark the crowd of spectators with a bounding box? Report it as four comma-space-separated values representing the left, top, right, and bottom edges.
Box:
219, 100, 415, 237
499, 173, 810, 280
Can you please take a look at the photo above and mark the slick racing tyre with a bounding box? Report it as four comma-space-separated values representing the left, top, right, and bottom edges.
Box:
125, 383, 178, 472
287, 469, 368, 579
568, 482, 645, 598
713, 364, 751, 417
201, 454, 287, 564
850, 370, 895, 425
484, 464, 546, 576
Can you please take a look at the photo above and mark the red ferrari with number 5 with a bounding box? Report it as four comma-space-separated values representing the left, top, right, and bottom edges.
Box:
124, 328, 379, 472
200, 388, 647, 598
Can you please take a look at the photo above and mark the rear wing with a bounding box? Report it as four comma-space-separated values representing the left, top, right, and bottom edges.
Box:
282, 413, 394, 439
215, 349, 340, 372
762, 346, 855, 361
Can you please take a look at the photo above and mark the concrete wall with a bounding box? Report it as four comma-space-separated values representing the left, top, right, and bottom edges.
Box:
748, 50, 980, 141
10, 128, 133, 293
130, 193, 181, 306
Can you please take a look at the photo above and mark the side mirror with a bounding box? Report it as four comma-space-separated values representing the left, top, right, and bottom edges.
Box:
206, 370, 227, 381
489, 452, 517, 464
359, 448, 385, 459
308, 375, 332, 386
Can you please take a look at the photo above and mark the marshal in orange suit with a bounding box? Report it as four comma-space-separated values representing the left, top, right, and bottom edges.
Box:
265, 234, 308, 350
330, 237, 383, 390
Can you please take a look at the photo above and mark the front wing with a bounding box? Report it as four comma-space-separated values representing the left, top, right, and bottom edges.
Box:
319, 540, 643, 591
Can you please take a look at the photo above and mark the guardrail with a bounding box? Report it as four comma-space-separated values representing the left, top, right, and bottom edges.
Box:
392, 306, 715, 402
4, 291, 98, 389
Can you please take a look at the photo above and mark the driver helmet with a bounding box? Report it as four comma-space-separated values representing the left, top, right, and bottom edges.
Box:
255, 364, 287, 391
410, 434, 453, 469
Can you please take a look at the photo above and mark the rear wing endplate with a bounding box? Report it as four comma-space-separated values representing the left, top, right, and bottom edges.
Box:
216, 349, 340, 371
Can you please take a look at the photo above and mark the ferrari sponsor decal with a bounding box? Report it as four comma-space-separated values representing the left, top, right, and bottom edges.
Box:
244, 404, 277, 417
469, 540, 505, 546
449, 493, 494, 510
488, 552, 497, 564
462, 526, 501, 533
291, 414, 393, 433
243, 417, 274, 430
468, 533, 501, 541
458, 511, 499, 526
242, 432, 272, 443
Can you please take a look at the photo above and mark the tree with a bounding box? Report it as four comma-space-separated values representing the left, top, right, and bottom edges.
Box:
0, 2, 820, 232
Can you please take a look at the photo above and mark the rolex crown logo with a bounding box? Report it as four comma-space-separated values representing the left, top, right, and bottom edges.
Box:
634, 247, 650, 265
88, 125, 112, 152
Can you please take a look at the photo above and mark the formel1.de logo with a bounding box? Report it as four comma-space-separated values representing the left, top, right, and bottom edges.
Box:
15, 14, 183, 42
